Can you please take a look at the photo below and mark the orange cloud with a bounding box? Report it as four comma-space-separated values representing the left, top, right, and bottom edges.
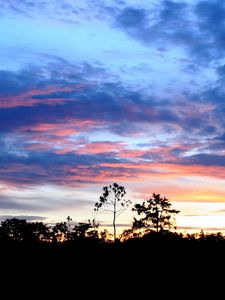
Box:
133, 180, 225, 203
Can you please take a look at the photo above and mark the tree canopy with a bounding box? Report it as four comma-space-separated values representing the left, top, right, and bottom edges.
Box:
132, 193, 179, 233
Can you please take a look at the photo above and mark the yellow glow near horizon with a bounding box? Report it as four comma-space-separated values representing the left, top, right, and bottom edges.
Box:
175, 201, 225, 232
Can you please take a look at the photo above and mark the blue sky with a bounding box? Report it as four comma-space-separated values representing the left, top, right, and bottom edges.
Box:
1, 0, 225, 233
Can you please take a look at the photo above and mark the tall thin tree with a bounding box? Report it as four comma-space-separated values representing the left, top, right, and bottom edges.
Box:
94, 183, 131, 241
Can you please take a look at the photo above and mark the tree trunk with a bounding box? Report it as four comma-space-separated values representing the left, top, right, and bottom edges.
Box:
113, 201, 116, 241
156, 207, 159, 233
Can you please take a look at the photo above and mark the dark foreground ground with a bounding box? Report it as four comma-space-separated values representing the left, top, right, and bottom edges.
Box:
1, 236, 224, 282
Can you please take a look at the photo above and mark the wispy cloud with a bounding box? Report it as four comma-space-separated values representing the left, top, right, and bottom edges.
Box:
0, 215, 46, 221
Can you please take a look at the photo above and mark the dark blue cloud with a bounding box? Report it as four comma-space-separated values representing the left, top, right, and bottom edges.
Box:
115, 2, 190, 46
0, 58, 220, 145
0, 90, 181, 135
216, 64, 225, 84
0, 58, 109, 99
0, 61, 182, 136
0, 105, 64, 132
116, 7, 147, 28
217, 132, 225, 142
195, 0, 225, 34
114, 0, 225, 64
0, 68, 44, 96
181, 153, 225, 167
0, 145, 126, 186
160, 0, 188, 22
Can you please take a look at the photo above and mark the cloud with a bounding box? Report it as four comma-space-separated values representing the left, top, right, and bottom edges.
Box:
181, 153, 225, 167
0, 57, 225, 188
100, 161, 225, 182
115, 2, 190, 47
116, 7, 147, 29
0, 146, 127, 186
0, 185, 96, 220
75, 141, 125, 155
114, 1, 225, 64
1, 138, 225, 188
0, 195, 48, 211
0, 215, 46, 221
0, 69, 42, 97
0, 61, 182, 137
216, 132, 225, 142
1, 0, 115, 24
177, 226, 225, 232
1, 57, 220, 144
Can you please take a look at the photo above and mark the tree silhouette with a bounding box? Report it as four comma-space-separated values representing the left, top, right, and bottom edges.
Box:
99, 229, 112, 242
132, 193, 179, 233
72, 222, 92, 239
52, 222, 68, 242
0, 218, 50, 242
94, 183, 131, 241
0, 218, 27, 241
120, 228, 140, 241
66, 216, 73, 240
24, 221, 50, 242
85, 219, 99, 239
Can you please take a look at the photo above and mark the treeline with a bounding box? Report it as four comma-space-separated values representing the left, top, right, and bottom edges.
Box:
0, 217, 101, 243
0, 216, 224, 244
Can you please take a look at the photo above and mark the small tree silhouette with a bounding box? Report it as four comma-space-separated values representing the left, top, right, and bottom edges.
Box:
52, 222, 68, 242
94, 183, 131, 241
66, 216, 72, 239
132, 193, 179, 233
72, 222, 92, 239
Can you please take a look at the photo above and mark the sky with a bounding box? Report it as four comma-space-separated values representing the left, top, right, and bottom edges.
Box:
1, 0, 225, 234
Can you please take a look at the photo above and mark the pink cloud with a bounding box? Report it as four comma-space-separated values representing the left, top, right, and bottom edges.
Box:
67, 165, 136, 184
75, 141, 125, 155
23, 120, 107, 153
119, 149, 146, 158
118, 142, 202, 161
99, 161, 225, 181
0, 83, 87, 108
